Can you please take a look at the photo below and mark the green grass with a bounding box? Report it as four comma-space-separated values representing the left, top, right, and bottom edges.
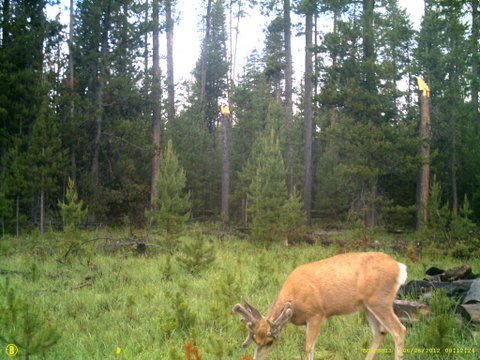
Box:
0, 227, 478, 359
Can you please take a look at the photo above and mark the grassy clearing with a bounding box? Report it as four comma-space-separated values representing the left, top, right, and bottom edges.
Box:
0, 227, 479, 359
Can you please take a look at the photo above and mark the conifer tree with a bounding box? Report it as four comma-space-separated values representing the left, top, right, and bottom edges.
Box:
28, 105, 66, 233
0, 279, 61, 359
148, 139, 191, 234
246, 129, 303, 241
58, 178, 88, 231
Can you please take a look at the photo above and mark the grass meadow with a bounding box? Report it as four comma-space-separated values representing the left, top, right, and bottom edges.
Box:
0, 226, 479, 359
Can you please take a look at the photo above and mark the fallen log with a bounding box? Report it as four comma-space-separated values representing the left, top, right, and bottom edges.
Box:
0, 269, 29, 276
400, 280, 473, 298
441, 264, 473, 281
463, 278, 480, 304
458, 304, 480, 322
393, 299, 430, 322
100, 241, 173, 254
425, 264, 476, 282
307, 230, 345, 236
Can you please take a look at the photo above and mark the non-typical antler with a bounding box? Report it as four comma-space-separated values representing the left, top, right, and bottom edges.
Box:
232, 301, 262, 347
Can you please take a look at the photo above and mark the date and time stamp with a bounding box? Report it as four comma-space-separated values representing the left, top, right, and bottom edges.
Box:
2, 344, 480, 357
362, 347, 479, 354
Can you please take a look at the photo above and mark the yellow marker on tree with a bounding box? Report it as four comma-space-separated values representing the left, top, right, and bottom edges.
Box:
417, 77, 430, 97
220, 103, 230, 115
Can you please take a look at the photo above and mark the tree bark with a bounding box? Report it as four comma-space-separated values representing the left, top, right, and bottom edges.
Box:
91, 0, 112, 221
150, 0, 162, 207
69, 0, 76, 183
40, 140, 46, 234
416, 90, 431, 231
15, 195, 19, 237
284, 0, 294, 193
1, 0, 10, 47
362, 0, 375, 93
221, 112, 230, 222
303, 12, 314, 224
472, 0, 479, 133
451, 115, 458, 215
200, 0, 213, 113
40, 183, 44, 234
144, 0, 149, 78
165, 0, 175, 124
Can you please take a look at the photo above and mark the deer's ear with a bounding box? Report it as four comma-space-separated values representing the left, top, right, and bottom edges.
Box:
270, 300, 293, 337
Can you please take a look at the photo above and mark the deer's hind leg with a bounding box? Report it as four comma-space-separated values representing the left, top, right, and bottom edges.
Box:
365, 303, 406, 360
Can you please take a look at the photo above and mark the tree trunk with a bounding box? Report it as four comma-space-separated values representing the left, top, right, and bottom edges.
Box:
364, 178, 377, 228
144, 0, 149, 78
90, 0, 112, 221
1, 0, 10, 47
362, 0, 375, 93
284, 0, 294, 193
451, 116, 458, 215
222, 0, 241, 223
166, 0, 175, 124
303, 12, 314, 224
40, 144, 45, 234
40, 185, 44, 234
228, 0, 241, 83
221, 112, 230, 222
16, 194, 19, 237
69, 0, 76, 183
328, 9, 339, 161
150, 0, 162, 207
472, 0, 479, 133
200, 0, 213, 114
416, 90, 431, 231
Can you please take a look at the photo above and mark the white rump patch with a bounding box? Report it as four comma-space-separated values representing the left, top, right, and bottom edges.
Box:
396, 263, 407, 291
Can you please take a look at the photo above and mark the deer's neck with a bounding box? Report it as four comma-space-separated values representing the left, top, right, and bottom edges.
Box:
266, 291, 290, 320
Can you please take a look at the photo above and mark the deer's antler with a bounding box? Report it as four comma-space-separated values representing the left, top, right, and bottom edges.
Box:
232, 301, 262, 347
267, 300, 293, 338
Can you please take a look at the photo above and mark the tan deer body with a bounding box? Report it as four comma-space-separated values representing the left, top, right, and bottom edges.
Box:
233, 252, 407, 360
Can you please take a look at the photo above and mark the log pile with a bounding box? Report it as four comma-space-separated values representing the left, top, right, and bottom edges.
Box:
395, 264, 480, 322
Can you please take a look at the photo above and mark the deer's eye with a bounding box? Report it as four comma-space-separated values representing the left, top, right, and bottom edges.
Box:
265, 340, 274, 347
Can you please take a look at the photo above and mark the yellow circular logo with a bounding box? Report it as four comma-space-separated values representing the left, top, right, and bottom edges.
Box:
6, 344, 18, 356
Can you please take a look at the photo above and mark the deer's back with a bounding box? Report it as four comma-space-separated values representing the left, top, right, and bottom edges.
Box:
278, 252, 403, 324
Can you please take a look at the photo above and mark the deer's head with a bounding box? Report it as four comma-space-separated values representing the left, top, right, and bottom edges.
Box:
232, 300, 293, 360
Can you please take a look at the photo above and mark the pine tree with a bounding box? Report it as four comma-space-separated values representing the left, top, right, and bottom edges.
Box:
0, 278, 61, 359
58, 178, 88, 231
246, 129, 303, 241
148, 139, 191, 234
28, 104, 66, 233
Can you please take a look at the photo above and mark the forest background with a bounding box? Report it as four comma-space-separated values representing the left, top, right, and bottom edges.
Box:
1, 0, 480, 240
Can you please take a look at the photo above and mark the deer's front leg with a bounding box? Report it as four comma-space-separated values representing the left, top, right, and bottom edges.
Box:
304, 316, 324, 360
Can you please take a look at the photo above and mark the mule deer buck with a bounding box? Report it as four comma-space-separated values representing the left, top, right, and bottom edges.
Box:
233, 252, 407, 360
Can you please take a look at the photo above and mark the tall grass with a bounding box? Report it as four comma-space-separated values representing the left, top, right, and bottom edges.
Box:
0, 228, 478, 359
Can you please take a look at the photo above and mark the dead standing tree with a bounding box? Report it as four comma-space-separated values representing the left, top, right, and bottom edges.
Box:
416, 77, 431, 231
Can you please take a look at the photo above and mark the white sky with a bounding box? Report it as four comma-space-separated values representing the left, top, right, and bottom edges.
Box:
172, 0, 424, 85
47, 0, 424, 88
